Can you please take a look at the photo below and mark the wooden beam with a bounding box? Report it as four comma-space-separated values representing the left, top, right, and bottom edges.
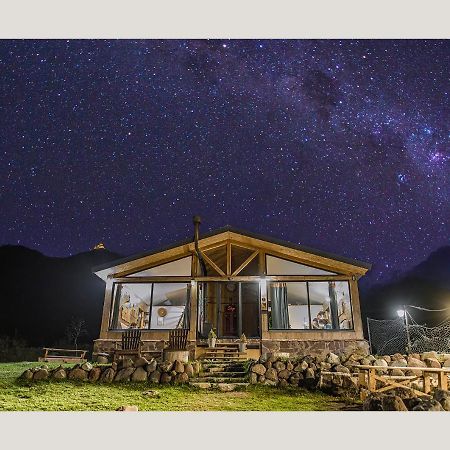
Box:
202, 252, 226, 276
231, 250, 259, 276
226, 241, 232, 276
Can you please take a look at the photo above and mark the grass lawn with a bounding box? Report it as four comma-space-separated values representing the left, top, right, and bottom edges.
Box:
0, 362, 354, 411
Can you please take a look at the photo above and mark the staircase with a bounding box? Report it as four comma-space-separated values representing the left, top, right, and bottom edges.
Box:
190, 342, 249, 390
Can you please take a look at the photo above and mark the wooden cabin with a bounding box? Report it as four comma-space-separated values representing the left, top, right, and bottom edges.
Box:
92, 223, 371, 360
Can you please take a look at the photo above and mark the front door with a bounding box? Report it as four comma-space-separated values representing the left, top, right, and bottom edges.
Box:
198, 281, 260, 339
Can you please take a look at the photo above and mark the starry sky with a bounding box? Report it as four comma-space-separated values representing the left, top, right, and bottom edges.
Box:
1, 40, 449, 284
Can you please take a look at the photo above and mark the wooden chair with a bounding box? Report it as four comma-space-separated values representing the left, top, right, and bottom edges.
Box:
113, 329, 143, 362
168, 328, 189, 350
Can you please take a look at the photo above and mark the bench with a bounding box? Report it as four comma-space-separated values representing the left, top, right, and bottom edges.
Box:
38, 348, 88, 363
356, 364, 450, 399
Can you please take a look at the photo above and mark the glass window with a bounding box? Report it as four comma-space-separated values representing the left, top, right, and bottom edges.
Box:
266, 255, 336, 276
126, 256, 192, 277
204, 245, 227, 275
267, 280, 353, 330
149, 283, 190, 330
110, 283, 151, 329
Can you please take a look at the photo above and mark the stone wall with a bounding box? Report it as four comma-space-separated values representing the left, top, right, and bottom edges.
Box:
20, 357, 200, 384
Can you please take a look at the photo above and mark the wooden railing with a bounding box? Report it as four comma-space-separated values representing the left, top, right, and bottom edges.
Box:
356, 364, 450, 399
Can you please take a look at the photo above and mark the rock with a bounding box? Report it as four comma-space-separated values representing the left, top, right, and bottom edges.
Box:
405, 369, 423, 377
390, 368, 405, 377
142, 390, 160, 397
390, 359, 407, 367
360, 358, 372, 366
391, 353, 405, 361
174, 372, 189, 384
286, 361, 294, 371
249, 372, 258, 384
160, 361, 174, 373
192, 361, 201, 374
403, 397, 423, 411
381, 355, 391, 363
33, 369, 49, 381
442, 359, 450, 368
149, 370, 161, 384
294, 361, 309, 372
131, 367, 148, 382
363, 394, 383, 411
264, 361, 272, 369
433, 389, 450, 411
21, 369, 34, 381
422, 351, 439, 360
111, 362, 118, 371
96, 355, 109, 364
68, 368, 87, 381
88, 367, 101, 381
424, 358, 441, 369
114, 367, 135, 382
309, 362, 317, 371
289, 373, 301, 386
160, 372, 172, 384
326, 352, 341, 365
374, 358, 388, 367
192, 382, 211, 389
278, 369, 291, 380
265, 368, 278, 381
333, 365, 350, 374
413, 399, 444, 411
146, 359, 158, 373
305, 368, 315, 379
258, 375, 266, 383
278, 379, 289, 388
251, 364, 266, 375
174, 360, 185, 373
118, 358, 134, 370
184, 363, 194, 377
273, 361, 286, 371
218, 383, 236, 392
263, 379, 277, 386
116, 405, 138, 411
381, 395, 408, 411
100, 368, 115, 383
407, 357, 426, 368
52, 368, 67, 380
134, 357, 149, 368
81, 362, 93, 371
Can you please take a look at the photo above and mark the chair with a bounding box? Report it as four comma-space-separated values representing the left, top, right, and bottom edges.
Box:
113, 329, 143, 362
168, 328, 189, 350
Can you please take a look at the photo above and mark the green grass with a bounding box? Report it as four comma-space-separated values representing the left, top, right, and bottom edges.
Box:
0, 362, 350, 411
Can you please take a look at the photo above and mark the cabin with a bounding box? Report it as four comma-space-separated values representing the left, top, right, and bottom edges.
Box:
92, 220, 371, 360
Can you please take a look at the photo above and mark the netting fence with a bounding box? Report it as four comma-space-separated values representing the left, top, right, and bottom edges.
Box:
367, 305, 450, 355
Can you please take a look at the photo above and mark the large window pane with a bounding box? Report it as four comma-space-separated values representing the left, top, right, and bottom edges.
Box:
110, 283, 151, 329
266, 255, 336, 276
127, 256, 192, 276
268, 282, 309, 330
308, 281, 353, 330
149, 283, 189, 330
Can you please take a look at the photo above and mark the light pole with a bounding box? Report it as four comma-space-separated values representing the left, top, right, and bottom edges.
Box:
397, 305, 411, 354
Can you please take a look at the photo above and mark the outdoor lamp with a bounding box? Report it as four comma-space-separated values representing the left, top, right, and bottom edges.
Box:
396, 309, 405, 318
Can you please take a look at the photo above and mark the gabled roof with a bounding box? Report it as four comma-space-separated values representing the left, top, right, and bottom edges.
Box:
92, 225, 371, 273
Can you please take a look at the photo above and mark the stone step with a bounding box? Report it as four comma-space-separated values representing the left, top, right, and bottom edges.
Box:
205, 347, 239, 351
191, 376, 248, 383
189, 382, 249, 390
201, 356, 248, 361
199, 371, 246, 377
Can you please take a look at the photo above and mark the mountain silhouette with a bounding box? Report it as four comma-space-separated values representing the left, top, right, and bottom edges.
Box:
0, 245, 121, 347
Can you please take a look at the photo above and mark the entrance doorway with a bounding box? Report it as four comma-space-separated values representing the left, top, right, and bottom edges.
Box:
198, 281, 260, 339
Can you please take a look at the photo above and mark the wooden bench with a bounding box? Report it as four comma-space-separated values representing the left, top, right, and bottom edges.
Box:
38, 348, 88, 363
356, 364, 450, 399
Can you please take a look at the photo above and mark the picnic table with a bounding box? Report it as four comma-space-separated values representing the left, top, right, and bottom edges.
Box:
38, 347, 88, 363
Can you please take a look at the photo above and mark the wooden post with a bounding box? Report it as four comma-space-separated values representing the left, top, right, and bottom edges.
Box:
438, 371, 448, 391
358, 370, 367, 388
423, 372, 431, 394
368, 368, 376, 392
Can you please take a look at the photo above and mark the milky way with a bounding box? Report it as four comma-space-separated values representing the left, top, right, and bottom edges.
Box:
1, 40, 449, 283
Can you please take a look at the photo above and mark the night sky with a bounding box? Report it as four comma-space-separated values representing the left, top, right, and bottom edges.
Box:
1, 40, 449, 283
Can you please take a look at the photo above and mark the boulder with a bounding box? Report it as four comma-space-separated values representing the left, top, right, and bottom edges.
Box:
264, 361, 272, 370
374, 358, 388, 368
184, 363, 194, 377
81, 362, 93, 371
278, 370, 291, 380
145, 359, 158, 373
21, 369, 34, 381
262, 379, 277, 386
52, 368, 67, 380
319, 362, 332, 371
68, 368, 87, 381
111, 362, 118, 371
131, 367, 148, 382
333, 365, 350, 374
33, 369, 49, 381
174, 360, 185, 373
381, 395, 408, 411
88, 367, 101, 382
159, 361, 174, 373
289, 373, 301, 386
421, 351, 439, 360
286, 361, 294, 371
114, 367, 135, 382
170, 370, 177, 377
442, 359, 450, 368
116, 405, 138, 411
134, 357, 149, 368
265, 368, 278, 381
294, 361, 309, 372
381, 355, 391, 363
192, 361, 201, 374
424, 358, 441, 369
251, 364, 266, 375
433, 389, 450, 411
96, 355, 109, 364
391, 353, 405, 361
118, 358, 134, 370
407, 357, 426, 368
412, 399, 444, 411
149, 370, 161, 384
390, 359, 407, 367
305, 368, 315, 379
326, 353, 341, 365
390, 368, 405, 377
278, 379, 289, 388
363, 394, 383, 411
258, 375, 266, 383
160, 373, 172, 384
405, 369, 423, 377
249, 372, 258, 384
100, 368, 116, 383
218, 383, 235, 392
273, 361, 286, 371
360, 358, 372, 366
174, 372, 189, 384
